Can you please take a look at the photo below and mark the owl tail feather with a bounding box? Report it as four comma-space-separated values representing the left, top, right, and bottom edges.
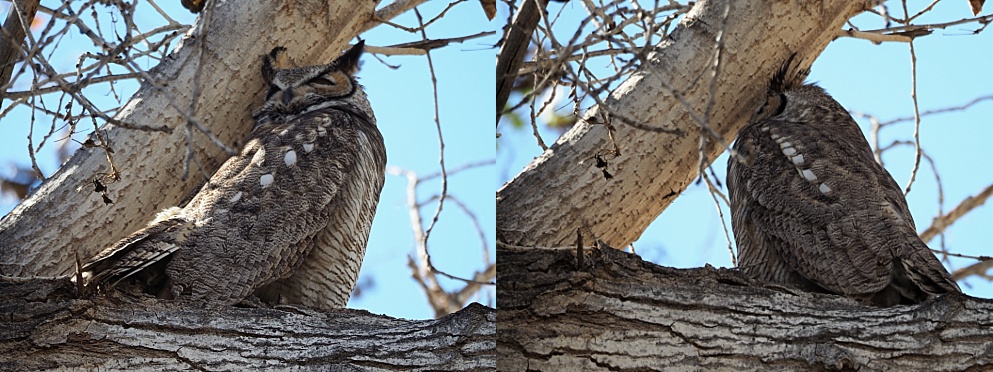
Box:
80, 210, 191, 290
899, 246, 962, 296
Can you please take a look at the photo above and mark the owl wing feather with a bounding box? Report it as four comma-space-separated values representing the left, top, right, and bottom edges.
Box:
730, 115, 958, 299
81, 209, 192, 288
82, 44, 377, 307
163, 105, 370, 304
254, 106, 385, 309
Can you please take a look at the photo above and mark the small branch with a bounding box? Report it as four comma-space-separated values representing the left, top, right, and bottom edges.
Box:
3, 73, 143, 99
374, 0, 467, 33
901, 2, 922, 196
496, 0, 550, 122
384, 30, 495, 51
0, 0, 41, 106
838, 28, 913, 43
920, 183, 993, 245
951, 258, 993, 282
860, 13, 993, 35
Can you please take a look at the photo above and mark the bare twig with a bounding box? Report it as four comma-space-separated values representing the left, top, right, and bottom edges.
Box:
921, 184, 993, 245
900, 2, 922, 196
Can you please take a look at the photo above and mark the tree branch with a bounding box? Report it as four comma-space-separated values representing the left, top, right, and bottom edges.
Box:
0, 0, 40, 107
0, 278, 495, 370
0, 0, 377, 278
496, 0, 549, 122
497, 247, 993, 369
496, 0, 872, 249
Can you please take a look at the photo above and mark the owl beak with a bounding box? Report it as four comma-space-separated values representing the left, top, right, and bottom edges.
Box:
281, 88, 294, 105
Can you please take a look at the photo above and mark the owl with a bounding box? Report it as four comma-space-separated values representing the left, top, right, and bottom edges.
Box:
726, 57, 960, 307
80, 41, 386, 310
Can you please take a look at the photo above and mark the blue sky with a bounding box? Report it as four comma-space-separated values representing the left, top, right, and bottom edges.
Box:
499, 2, 993, 297
0, 1, 496, 320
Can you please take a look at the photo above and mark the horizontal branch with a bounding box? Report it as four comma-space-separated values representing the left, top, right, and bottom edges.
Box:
0, 278, 495, 370
497, 247, 993, 370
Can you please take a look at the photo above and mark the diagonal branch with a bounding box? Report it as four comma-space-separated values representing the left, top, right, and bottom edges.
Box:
0, 0, 40, 107
496, 0, 549, 122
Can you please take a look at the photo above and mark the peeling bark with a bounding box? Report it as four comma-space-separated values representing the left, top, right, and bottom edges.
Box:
0, 278, 495, 370
497, 247, 993, 370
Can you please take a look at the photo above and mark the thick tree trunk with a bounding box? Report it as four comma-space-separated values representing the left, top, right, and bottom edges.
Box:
0, 0, 376, 277
496, 0, 873, 249
0, 279, 495, 370
497, 247, 992, 370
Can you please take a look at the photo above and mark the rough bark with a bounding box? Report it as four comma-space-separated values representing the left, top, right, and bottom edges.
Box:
495, 0, 548, 120
496, 0, 874, 248
0, 279, 495, 371
0, 0, 40, 104
497, 247, 993, 370
0, 2, 497, 369
0, 0, 376, 277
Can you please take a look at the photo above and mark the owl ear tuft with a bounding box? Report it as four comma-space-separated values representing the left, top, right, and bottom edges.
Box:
769, 53, 810, 93
333, 40, 364, 77
262, 46, 289, 84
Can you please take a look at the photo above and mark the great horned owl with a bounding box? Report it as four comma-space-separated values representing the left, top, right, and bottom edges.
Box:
727, 57, 960, 307
80, 41, 386, 309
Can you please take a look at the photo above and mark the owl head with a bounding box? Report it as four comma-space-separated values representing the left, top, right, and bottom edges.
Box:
255, 40, 365, 118
751, 54, 852, 126
751, 53, 814, 124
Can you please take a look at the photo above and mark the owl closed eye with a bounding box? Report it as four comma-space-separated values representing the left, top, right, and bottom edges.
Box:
258, 40, 364, 116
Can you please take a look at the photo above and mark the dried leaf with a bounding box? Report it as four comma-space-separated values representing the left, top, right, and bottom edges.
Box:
181, 0, 205, 13
480, 0, 496, 20
0, 179, 30, 200
969, 0, 985, 15
93, 179, 106, 193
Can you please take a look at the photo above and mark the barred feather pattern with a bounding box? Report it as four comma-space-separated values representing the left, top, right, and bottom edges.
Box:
81, 42, 385, 309
727, 59, 960, 306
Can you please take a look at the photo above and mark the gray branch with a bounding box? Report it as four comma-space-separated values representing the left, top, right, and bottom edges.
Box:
497, 247, 993, 370
0, 278, 495, 370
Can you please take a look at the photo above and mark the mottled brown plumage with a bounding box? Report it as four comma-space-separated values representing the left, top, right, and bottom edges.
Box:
81, 41, 386, 309
727, 57, 960, 306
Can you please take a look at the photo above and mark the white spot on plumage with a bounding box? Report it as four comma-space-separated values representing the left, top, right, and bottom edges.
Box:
761, 126, 770, 132
782, 147, 797, 156
303, 143, 314, 153
779, 141, 792, 149
284, 150, 297, 166
229, 191, 243, 203
770, 133, 780, 140
790, 154, 804, 165
279, 128, 290, 136
317, 126, 327, 137
819, 183, 832, 194
800, 169, 817, 182
260, 174, 274, 188
252, 148, 266, 167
